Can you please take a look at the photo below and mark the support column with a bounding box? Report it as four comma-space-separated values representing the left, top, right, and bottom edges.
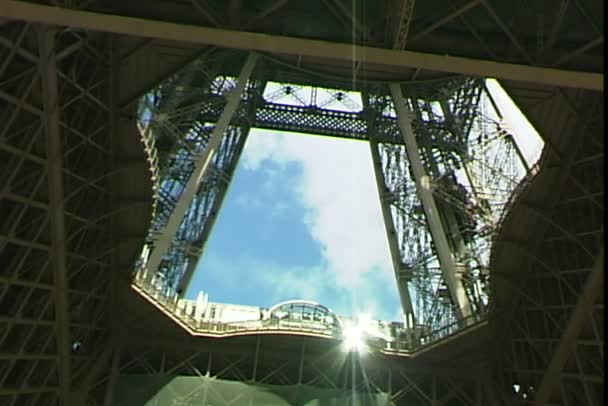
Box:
296, 341, 306, 403
38, 25, 71, 405
506, 133, 531, 173
369, 139, 416, 326
419, 100, 470, 263
143, 53, 258, 284
435, 98, 490, 305
103, 348, 121, 406
442, 96, 492, 215
534, 248, 604, 405
251, 335, 260, 382
389, 83, 472, 320
364, 92, 416, 327
176, 124, 254, 295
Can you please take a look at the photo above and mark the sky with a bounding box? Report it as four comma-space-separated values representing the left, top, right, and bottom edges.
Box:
185, 79, 543, 322
186, 131, 403, 321
485, 79, 544, 166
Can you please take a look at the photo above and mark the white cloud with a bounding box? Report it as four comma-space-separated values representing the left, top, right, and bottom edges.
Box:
197, 252, 330, 306
241, 130, 395, 290
240, 132, 287, 171
260, 264, 328, 304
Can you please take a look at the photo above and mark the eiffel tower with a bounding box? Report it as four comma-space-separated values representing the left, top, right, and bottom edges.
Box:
0, 1, 603, 405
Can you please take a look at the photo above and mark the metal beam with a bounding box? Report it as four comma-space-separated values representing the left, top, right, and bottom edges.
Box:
544, 0, 569, 54
142, 53, 257, 284
176, 127, 253, 295
390, 0, 416, 50
0, 0, 602, 90
533, 247, 604, 405
427, 100, 471, 263
329, 0, 366, 36
103, 348, 120, 406
552, 35, 604, 67
320, 0, 358, 36
480, 0, 533, 64
244, 0, 288, 29
389, 83, 473, 320
191, 0, 222, 27
38, 25, 71, 406
410, 0, 480, 44
368, 139, 416, 325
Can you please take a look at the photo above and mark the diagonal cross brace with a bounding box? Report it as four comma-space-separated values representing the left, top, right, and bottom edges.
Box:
389, 83, 473, 320
533, 247, 604, 405
0, 0, 602, 90
142, 53, 258, 284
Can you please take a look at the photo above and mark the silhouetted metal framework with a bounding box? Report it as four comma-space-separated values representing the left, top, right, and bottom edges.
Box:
103, 338, 503, 405
0, 1, 603, 406
490, 89, 604, 405
0, 22, 116, 406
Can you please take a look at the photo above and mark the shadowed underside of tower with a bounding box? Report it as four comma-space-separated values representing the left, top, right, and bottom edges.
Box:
0, 1, 603, 405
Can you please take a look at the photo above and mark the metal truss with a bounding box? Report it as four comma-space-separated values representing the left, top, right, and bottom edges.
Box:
493, 90, 604, 405
129, 52, 530, 369
255, 79, 373, 140
365, 78, 527, 334
99, 338, 502, 405
2, 0, 602, 90
153, 70, 394, 143
0, 19, 113, 406
133, 51, 265, 298
386, 0, 416, 50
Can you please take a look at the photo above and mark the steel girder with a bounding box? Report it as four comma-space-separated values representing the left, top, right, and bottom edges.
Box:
365, 80, 527, 334
0, 0, 603, 90
0, 19, 114, 406
133, 52, 265, 298
38, 24, 71, 405
156, 72, 378, 143
104, 338, 502, 406
387, 0, 416, 50
491, 87, 604, 405
390, 82, 474, 321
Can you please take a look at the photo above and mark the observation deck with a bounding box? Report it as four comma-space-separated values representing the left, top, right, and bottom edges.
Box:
131, 281, 488, 355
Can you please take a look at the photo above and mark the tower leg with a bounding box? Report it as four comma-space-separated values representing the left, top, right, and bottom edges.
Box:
141, 53, 258, 286
39, 25, 72, 406
365, 91, 416, 327
389, 83, 472, 320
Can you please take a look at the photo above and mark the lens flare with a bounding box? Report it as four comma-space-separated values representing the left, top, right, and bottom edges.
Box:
341, 313, 371, 353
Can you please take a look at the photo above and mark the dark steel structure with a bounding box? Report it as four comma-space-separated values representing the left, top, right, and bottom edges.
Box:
0, 1, 603, 405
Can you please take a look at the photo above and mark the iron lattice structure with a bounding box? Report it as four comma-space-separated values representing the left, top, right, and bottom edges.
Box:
0, 23, 116, 405
0, 1, 603, 405
109, 337, 498, 405
491, 88, 604, 405
135, 51, 266, 295
133, 52, 527, 339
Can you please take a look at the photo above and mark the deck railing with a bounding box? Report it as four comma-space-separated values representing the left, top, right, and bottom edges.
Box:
132, 275, 488, 355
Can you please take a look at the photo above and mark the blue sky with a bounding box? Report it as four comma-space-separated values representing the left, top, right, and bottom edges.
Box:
186, 130, 404, 321
185, 80, 543, 322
